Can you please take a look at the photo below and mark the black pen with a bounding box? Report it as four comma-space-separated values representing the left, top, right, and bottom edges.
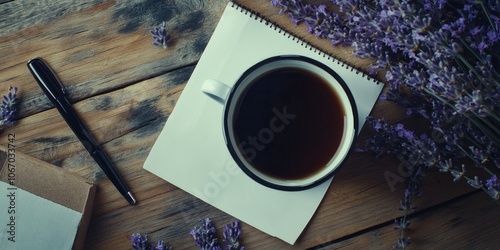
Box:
27, 57, 137, 205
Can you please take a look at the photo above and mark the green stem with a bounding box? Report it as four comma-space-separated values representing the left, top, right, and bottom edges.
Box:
400, 214, 407, 248
485, 108, 500, 125
477, 0, 497, 33
482, 165, 496, 177
457, 38, 500, 81
471, 109, 500, 135
463, 175, 500, 205
456, 144, 492, 174
423, 88, 500, 146
456, 55, 499, 88
467, 115, 500, 146
458, 37, 484, 63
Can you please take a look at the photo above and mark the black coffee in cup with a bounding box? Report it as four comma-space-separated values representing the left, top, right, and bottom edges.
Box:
202, 56, 356, 190
232, 67, 345, 180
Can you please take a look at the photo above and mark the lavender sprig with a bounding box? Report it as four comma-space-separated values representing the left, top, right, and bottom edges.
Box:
393, 166, 423, 250
223, 220, 244, 250
485, 175, 500, 200
190, 218, 244, 250
130, 233, 172, 250
151, 22, 171, 49
131, 233, 149, 250
153, 240, 173, 250
0, 86, 18, 128
190, 218, 222, 250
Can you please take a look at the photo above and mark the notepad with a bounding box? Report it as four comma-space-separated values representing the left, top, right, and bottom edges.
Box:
144, 2, 383, 244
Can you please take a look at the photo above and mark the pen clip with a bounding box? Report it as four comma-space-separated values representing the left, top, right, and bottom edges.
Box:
27, 57, 68, 98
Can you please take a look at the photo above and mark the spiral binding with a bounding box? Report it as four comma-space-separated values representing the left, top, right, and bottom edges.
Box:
229, 1, 381, 84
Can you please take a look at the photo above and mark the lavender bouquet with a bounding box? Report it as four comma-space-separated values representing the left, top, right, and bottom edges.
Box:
270, 0, 499, 248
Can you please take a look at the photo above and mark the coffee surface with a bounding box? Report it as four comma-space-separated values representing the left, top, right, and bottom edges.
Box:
232, 67, 345, 180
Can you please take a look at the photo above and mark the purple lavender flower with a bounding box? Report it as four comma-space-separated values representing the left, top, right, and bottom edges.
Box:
154, 240, 173, 250
467, 176, 484, 189
131, 233, 149, 250
450, 165, 465, 182
486, 175, 499, 189
399, 189, 413, 212
271, 0, 307, 24
485, 175, 500, 200
395, 237, 412, 249
151, 22, 171, 49
223, 220, 244, 250
130, 233, 172, 250
393, 218, 410, 231
190, 218, 222, 250
0, 86, 18, 128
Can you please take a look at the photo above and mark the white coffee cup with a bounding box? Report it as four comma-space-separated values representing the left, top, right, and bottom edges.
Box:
202, 56, 358, 190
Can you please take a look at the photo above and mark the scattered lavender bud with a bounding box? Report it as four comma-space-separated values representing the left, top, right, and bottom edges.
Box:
450, 165, 465, 182
190, 218, 222, 250
393, 218, 410, 231
485, 175, 500, 200
467, 176, 483, 189
151, 21, 171, 49
154, 240, 173, 250
0, 86, 18, 128
131, 233, 149, 250
223, 220, 244, 250
395, 237, 411, 249
130, 233, 172, 250
398, 189, 413, 212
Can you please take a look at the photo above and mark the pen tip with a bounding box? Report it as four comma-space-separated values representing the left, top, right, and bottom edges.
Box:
127, 191, 137, 205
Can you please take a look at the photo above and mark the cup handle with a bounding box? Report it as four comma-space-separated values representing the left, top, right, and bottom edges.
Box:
201, 79, 231, 103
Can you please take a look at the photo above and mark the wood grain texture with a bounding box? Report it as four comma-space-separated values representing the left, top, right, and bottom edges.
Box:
0, 0, 498, 249
316, 192, 500, 249
0, 0, 106, 35
0, 0, 227, 118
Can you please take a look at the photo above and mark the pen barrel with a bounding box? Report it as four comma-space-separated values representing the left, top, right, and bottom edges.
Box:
54, 99, 101, 150
27, 57, 136, 205
55, 100, 135, 205
90, 149, 134, 200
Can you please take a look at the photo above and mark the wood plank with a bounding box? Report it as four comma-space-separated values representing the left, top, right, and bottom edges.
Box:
0, 64, 193, 212
0, 0, 106, 35
0, 0, 228, 118
316, 192, 500, 249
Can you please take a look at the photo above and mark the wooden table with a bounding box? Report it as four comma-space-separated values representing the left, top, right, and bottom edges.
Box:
1, 0, 499, 249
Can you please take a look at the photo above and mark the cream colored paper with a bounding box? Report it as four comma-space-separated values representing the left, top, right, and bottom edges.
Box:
144, 3, 383, 244
0, 181, 81, 249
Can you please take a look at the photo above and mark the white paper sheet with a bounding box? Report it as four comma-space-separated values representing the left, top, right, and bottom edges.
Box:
0, 181, 82, 249
144, 3, 383, 244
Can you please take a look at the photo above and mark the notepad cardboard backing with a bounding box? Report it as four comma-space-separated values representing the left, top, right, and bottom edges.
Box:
0, 146, 96, 250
